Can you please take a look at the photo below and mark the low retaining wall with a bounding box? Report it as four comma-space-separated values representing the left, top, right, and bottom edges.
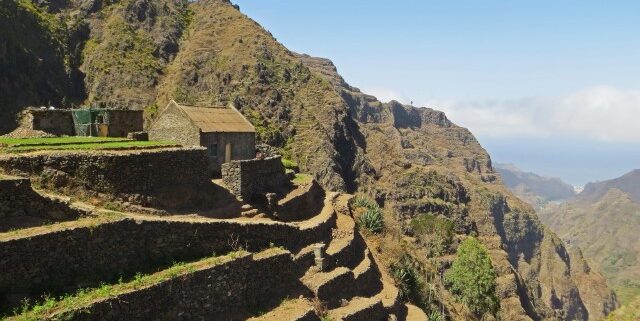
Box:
0, 195, 336, 312
0, 176, 82, 232
276, 180, 325, 222
0, 148, 213, 209
222, 156, 289, 200
48, 249, 300, 321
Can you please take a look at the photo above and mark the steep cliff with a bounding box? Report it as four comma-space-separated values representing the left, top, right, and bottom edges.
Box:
0, 0, 618, 319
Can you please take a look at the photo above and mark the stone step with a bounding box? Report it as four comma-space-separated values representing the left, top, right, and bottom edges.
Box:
403, 304, 428, 321
241, 208, 261, 217
332, 193, 354, 217
296, 193, 338, 248
376, 274, 402, 316
247, 298, 319, 321
352, 249, 382, 297
328, 296, 386, 321
302, 267, 356, 307
293, 243, 319, 275
324, 212, 365, 270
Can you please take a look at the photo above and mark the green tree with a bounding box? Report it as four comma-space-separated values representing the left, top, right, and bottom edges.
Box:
445, 237, 499, 317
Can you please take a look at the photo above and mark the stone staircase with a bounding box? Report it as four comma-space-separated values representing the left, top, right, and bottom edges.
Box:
279, 194, 424, 321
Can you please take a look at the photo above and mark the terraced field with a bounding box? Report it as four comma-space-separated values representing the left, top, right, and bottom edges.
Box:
1, 182, 426, 321
0, 137, 176, 153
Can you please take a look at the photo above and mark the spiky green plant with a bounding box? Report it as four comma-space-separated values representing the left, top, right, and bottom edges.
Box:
358, 206, 384, 234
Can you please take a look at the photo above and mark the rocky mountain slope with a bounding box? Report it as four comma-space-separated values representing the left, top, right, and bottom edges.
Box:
495, 163, 576, 209
577, 169, 640, 204
0, 0, 618, 319
539, 170, 640, 305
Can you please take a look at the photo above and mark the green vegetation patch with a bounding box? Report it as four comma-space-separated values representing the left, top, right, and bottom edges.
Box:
0, 137, 128, 146
281, 158, 299, 172
409, 213, 455, 257
445, 237, 499, 317
351, 196, 385, 234
9, 251, 249, 321
0, 137, 176, 153
292, 173, 311, 185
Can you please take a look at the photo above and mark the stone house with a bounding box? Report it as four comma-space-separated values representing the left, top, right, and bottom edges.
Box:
149, 100, 256, 175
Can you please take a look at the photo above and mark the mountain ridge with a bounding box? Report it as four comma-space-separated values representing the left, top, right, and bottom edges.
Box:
578, 169, 640, 204
495, 163, 576, 209
0, 0, 618, 319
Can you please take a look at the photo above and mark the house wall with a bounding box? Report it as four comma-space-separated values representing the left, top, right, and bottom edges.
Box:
107, 111, 144, 137
201, 132, 256, 176
30, 110, 74, 136
148, 103, 200, 146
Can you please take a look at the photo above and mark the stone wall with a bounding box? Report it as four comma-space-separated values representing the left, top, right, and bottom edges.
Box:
106, 110, 144, 137
0, 148, 214, 209
30, 109, 74, 136
222, 156, 290, 200
276, 179, 325, 222
49, 249, 301, 321
26, 109, 143, 137
0, 206, 334, 310
0, 176, 83, 232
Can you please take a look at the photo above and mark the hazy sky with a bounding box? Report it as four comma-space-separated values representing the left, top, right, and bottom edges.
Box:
233, 0, 640, 185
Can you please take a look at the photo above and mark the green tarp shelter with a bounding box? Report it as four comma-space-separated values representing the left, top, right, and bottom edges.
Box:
71, 109, 111, 137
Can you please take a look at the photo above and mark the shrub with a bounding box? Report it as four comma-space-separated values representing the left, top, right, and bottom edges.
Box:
357, 206, 384, 234
410, 213, 455, 257
281, 158, 299, 172
428, 311, 444, 321
445, 237, 499, 317
390, 255, 423, 303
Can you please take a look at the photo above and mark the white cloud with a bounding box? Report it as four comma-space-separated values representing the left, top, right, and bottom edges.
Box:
426, 86, 640, 142
363, 87, 407, 104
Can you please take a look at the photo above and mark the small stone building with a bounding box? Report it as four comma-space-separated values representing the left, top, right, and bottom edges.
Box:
149, 100, 256, 175
25, 108, 143, 137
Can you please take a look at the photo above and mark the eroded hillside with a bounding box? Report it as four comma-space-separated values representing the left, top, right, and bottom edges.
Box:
0, 0, 619, 320
540, 174, 640, 305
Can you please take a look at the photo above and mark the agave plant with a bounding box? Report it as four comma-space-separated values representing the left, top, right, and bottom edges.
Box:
357, 206, 384, 234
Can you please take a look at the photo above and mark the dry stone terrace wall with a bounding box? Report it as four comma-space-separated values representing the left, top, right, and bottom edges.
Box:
0, 207, 335, 311
276, 180, 325, 222
44, 249, 300, 321
0, 176, 83, 232
0, 148, 213, 209
222, 156, 290, 200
